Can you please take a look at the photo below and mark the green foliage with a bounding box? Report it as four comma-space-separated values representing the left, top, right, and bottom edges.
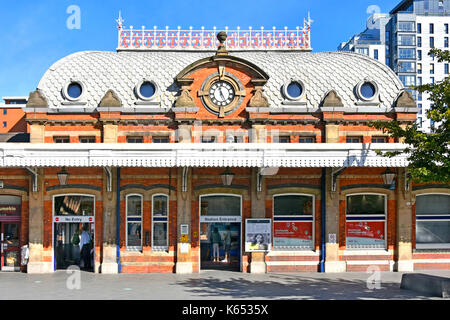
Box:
370, 48, 450, 183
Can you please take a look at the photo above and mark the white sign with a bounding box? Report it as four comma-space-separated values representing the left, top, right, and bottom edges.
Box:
54, 216, 94, 223
180, 224, 189, 235
245, 219, 272, 252
200, 216, 241, 223
328, 233, 337, 244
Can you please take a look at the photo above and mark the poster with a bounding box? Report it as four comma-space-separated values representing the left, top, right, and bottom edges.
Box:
346, 221, 385, 248
245, 219, 271, 252
273, 221, 313, 248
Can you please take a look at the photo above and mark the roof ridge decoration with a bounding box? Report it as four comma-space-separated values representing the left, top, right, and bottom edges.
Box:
321, 90, 344, 107
26, 89, 48, 108
395, 90, 417, 108
99, 89, 122, 108
116, 13, 313, 51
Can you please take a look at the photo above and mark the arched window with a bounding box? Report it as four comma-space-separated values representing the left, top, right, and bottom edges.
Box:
126, 194, 143, 250
273, 194, 315, 250
152, 194, 169, 250
416, 194, 450, 249
346, 194, 386, 249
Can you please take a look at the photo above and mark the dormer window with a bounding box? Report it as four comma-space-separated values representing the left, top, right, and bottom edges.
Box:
356, 80, 379, 103
62, 81, 85, 102
135, 80, 158, 101
283, 80, 305, 101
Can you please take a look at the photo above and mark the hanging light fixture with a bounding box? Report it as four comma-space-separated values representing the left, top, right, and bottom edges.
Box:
57, 167, 69, 186
381, 168, 396, 186
220, 167, 235, 186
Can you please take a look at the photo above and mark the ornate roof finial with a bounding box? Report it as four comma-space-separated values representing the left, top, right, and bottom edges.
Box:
216, 31, 228, 55
116, 11, 124, 30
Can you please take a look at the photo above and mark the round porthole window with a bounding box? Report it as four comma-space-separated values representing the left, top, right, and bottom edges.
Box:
136, 80, 157, 101
63, 81, 84, 101
357, 81, 379, 101
283, 80, 305, 101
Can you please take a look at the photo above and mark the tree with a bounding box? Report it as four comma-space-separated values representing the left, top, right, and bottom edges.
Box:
371, 48, 449, 183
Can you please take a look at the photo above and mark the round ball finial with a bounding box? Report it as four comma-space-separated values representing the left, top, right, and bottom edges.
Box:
217, 31, 228, 44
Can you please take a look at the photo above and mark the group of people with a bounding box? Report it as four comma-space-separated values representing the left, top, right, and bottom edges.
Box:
210, 225, 232, 263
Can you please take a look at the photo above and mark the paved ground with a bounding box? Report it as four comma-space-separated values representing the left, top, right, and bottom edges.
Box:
0, 270, 449, 300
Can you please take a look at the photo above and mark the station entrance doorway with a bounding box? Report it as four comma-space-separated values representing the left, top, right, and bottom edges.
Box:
53, 195, 95, 272
199, 194, 242, 272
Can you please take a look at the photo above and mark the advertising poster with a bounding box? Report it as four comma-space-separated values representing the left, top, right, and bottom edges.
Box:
346, 221, 385, 247
273, 221, 313, 248
245, 219, 271, 252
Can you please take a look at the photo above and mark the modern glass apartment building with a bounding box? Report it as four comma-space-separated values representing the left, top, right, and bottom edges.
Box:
338, 0, 450, 132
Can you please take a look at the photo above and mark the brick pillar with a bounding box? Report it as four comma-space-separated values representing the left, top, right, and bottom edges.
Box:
396, 168, 414, 272
249, 167, 267, 273
324, 168, 346, 272
100, 168, 118, 274
27, 168, 52, 273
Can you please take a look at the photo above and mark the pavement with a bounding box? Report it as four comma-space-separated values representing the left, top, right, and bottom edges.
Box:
0, 270, 449, 300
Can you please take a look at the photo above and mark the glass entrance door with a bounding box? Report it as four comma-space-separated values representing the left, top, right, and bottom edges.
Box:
54, 222, 94, 271
1, 223, 21, 271
200, 222, 240, 271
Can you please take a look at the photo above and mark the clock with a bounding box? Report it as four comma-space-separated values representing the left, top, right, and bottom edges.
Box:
199, 73, 245, 117
209, 81, 235, 107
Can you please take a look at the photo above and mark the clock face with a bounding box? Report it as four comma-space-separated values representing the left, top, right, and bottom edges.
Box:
208, 81, 235, 107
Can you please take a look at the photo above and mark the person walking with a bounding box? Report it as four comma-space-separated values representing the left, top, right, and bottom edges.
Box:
71, 229, 80, 266
211, 227, 221, 262
222, 225, 232, 264
80, 225, 91, 270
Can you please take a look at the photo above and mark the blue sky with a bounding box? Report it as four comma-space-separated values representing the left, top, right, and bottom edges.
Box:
0, 0, 401, 99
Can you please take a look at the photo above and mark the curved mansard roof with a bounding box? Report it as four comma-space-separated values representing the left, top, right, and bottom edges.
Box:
36, 50, 404, 110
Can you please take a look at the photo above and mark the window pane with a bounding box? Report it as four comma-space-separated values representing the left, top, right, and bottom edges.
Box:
152, 136, 169, 143
127, 195, 142, 217
200, 195, 240, 216
274, 195, 313, 216
153, 195, 168, 216
416, 221, 450, 244
416, 195, 450, 215
153, 222, 168, 247
347, 195, 385, 215
3, 223, 19, 247
127, 222, 142, 247
54, 195, 94, 216
139, 82, 156, 98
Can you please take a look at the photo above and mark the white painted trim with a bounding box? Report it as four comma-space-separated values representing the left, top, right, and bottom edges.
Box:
346, 260, 391, 265
266, 261, 319, 266
413, 259, 450, 263
0, 143, 410, 168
